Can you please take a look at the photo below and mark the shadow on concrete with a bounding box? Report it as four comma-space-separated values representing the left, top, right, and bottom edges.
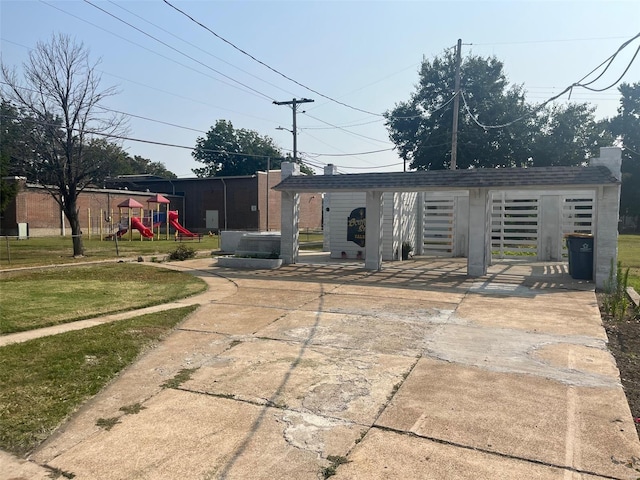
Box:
211, 255, 592, 298
216, 284, 327, 478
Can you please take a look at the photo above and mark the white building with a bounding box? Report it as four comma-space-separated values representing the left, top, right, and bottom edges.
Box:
275, 147, 622, 289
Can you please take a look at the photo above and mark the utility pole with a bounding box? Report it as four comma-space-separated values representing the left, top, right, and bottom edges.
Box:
273, 98, 314, 161
451, 38, 462, 170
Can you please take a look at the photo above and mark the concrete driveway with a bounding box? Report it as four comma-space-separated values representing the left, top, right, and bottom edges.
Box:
8, 255, 640, 479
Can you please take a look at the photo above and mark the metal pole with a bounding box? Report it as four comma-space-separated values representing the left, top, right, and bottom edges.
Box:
451, 38, 462, 170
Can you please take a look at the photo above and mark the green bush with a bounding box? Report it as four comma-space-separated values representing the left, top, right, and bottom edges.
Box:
168, 244, 196, 261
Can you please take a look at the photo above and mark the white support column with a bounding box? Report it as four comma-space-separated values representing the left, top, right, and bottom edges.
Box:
322, 164, 337, 252
467, 188, 490, 277
365, 191, 383, 270
280, 162, 300, 265
416, 192, 425, 256
590, 147, 622, 289
453, 194, 469, 257
539, 195, 562, 261
594, 185, 621, 289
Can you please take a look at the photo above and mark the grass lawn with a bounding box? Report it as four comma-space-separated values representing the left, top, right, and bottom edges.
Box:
0, 235, 219, 268
0, 264, 207, 334
0, 233, 323, 268
618, 234, 640, 292
0, 305, 197, 455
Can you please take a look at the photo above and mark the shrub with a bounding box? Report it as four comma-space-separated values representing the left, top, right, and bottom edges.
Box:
168, 244, 196, 261
603, 258, 630, 321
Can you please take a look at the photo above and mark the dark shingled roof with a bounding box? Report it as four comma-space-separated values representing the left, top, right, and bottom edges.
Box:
273, 165, 619, 193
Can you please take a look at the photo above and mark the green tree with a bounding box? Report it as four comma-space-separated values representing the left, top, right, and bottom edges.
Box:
192, 119, 312, 177
385, 51, 610, 170
528, 103, 613, 167
83, 139, 177, 182
1, 33, 126, 256
385, 51, 531, 170
608, 82, 640, 225
0, 100, 25, 211
129, 155, 177, 179
0, 154, 19, 214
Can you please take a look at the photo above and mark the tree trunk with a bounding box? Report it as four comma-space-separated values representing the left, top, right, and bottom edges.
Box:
65, 202, 84, 257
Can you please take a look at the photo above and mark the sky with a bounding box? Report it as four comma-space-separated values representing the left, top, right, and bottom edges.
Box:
1, 1, 639, 178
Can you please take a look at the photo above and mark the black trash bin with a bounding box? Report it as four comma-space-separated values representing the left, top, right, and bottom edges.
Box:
566, 234, 594, 280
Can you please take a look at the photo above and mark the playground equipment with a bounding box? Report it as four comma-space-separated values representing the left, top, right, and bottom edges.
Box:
116, 198, 147, 241
168, 210, 197, 237
130, 217, 154, 238
97, 198, 197, 241
147, 194, 171, 240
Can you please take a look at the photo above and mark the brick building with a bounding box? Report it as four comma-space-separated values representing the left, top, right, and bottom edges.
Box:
104, 170, 322, 233
1, 171, 323, 237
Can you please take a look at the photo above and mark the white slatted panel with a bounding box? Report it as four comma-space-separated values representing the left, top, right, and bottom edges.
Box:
562, 195, 594, 235
491, 193, 539, 258
561, 193, 595, 256
423, 196, 454, 255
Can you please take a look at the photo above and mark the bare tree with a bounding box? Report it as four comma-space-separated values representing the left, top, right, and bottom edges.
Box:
1, 33, 126, 256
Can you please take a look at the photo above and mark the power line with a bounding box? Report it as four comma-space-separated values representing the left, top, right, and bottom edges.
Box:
304, 147, 395, 157
460, 32, 640, 130
579, 47, 640, 92
97, 71, 279, 124
96, 106, 208, 134
470, 36, 636, 47
302, 113, 393, 145
162, 0, 386, 117
105, 0, 298, 99
82, 0, 274, 102
333, 162, 404, 170
5, 113, 394, 173
301, 118, 382, 130
2, 38, 280, 125
37, 1, 273, 102
303, 60, 422, 113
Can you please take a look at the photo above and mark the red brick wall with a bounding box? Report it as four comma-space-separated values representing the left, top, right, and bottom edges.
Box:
3, 185, 182, 237
2, 176, 323, 237
257, 170, 322, 231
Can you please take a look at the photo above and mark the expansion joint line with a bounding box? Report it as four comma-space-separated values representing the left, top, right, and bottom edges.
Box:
372, 425, 627, 480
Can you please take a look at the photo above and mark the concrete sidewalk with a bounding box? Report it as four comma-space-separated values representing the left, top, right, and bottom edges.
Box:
2, 256, 639, 479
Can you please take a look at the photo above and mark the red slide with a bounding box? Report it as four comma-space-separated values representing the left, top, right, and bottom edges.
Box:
168, 210, 197, 237
130, 217, 154, 238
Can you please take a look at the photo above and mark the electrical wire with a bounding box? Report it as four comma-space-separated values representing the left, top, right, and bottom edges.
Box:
37, 1, 269, 101
301, 118, 382, 130
2, 113, 346, 177
578, 45, 640, 92
333, 162, 404, 170
470, 36, 635, 46
162, 0, 386, 117
304, 148, 395, 157
105, 0, 298, 98
1, 41, 281, 125
95, 106, 208, 134
299, 91, 458, 135
575, 32, 640, 87
95, 71, 281, 125
82, 0, 274, 102
302, 113, 393, 145
460, 32, 640, 130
